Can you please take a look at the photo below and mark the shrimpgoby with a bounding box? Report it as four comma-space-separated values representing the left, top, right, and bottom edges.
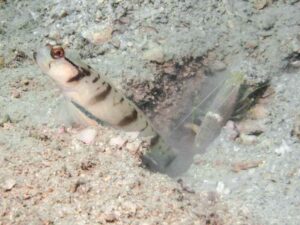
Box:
34, 44, 176, 172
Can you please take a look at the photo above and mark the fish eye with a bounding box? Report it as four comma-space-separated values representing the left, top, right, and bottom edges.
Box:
50, 46, 65, 59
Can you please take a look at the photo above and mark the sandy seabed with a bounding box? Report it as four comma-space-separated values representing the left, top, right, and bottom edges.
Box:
1, 1, 300, 224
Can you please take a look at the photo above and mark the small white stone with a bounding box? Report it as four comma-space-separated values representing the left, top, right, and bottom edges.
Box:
216, 181, 225, 193
75, 128, 97, 144
223, 187, 231, 195
233, 146, 240, 152
236, 119, 265, 135
126, 142, 140, 152
82, 25, 113, 45
126, 132, 139, 139
238, 134, 257, 145
110, 136, 127, 147
127, 42, 133, 47
143, 45, 165, 63
290, 60, 300, 68
274, 140, 291, 155
1, 178, 16, 191
209, 60, 226, 72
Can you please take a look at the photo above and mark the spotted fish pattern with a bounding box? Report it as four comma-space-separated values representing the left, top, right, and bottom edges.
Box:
34, 44, 176, 172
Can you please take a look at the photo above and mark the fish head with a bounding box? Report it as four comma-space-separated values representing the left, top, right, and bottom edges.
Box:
34, 44, 79, 90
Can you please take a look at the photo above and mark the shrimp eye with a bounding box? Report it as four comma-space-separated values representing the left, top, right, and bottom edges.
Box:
50, 46, 65, 59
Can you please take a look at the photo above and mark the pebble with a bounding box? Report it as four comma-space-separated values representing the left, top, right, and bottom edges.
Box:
109, 136, 127, 147
209, 60, 227, 72
111, 38, 121, 48
216, 181, 230, 195
274, 140, 291, 155
237, 134, 258, 145
291, 36, 300, 52
236, 119, 265, 135
95, 10, 104, 21
126, 142, 140, 153
104, 213, 117, 223
75, 128, 97, 144
1, 178, 16, 191
259, 16, 275, 30
143, 45, 165, 63
11, 89, 21, 98
48, 30, 61, 40
58, 10, 68, 19
127, 42, 133, 47
254, 0, 272, 10
223, 120, 239, 140
82, 26, 113, 45
244, 40, 259, 50
0, 114, 12, 126
122, 201, 137, 216
289, 60, 300, 68
139, 26, 158, 34
231, 160, 263, 172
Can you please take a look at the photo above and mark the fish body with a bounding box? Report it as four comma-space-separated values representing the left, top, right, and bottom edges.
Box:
34, 44, 176, 172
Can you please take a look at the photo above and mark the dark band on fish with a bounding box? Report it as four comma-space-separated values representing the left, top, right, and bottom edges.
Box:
113, 96, 125, 106
81, 67, 91, 76
71, 101, 106, 126
67, 70, 87, 83
90, 84, 112, 104
65, 57, 91, 82
65, 57, 81, 70
92, 76, 99, 83
118, 110, 138, 126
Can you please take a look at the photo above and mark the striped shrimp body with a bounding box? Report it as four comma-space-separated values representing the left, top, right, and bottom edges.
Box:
34, 44, 176, 172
